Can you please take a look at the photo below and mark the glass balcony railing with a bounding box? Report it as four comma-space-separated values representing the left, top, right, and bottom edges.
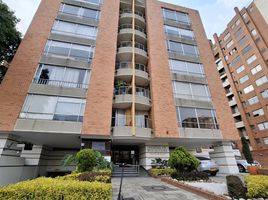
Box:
119, 24, 146, 33
111, 115, 151, 128
116, 62, 147, 72
117, 41, 147, 51
114, 86, 150, 98
120, 9, 145, 18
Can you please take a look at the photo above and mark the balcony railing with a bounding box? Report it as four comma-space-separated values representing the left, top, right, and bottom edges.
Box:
114, 86, 150, 98
33, 78, 88, 89
119, 24, 146, 33
120, 9, 144, 18
118, 41, 147, 51
163, 17, 192, 27
116, 62, 147, 72
111, 115, 151, 128
173, 93, 211, 102
165, 32, 195, 42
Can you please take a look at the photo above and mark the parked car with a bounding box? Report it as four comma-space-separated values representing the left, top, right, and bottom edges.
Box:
235, 157, 261, 173
196, 156, 219, 176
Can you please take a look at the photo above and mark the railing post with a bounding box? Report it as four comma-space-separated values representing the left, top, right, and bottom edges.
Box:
117, 163, 125, 200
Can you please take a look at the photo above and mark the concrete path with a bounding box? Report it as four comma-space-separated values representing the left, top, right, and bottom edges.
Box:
112, 177, 208, 200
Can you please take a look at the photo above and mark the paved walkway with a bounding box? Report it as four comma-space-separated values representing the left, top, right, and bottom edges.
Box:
112, 177, 208, 200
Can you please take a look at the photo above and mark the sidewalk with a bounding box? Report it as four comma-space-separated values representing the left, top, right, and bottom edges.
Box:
112, 177, 208, 200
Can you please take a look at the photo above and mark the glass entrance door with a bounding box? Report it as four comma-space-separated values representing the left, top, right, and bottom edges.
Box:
112, 146, 139, 165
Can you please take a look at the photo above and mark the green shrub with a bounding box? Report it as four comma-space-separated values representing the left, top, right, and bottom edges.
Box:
245, 175, 268, 198
226, 175, 247, 199
76, 149, 97, 172
0, 177, 112, 200
149, 168, 175, 176
168, 146, 199, 172
94, 151, 112, 170
55, 172, 81, 180
241, 136, 253, 164
78, 172, 111, 183
171, 171, 209, 181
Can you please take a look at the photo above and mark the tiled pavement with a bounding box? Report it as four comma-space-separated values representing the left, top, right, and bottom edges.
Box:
112, 177, 208, 200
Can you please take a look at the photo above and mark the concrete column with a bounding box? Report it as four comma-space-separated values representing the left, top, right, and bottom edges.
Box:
209, 141, 239, 174
139, 144, 169, 170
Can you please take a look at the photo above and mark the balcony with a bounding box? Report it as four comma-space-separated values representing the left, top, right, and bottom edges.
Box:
119, 9, 146, 28
222, 79, 230, 88
115, 62, 149, 86
228, 99, 237, 107
111, 115, 152, 138
118, 24, 147, 44
113, 86, 151, 110
117, 41, 148, 64
235, 121, 245, 128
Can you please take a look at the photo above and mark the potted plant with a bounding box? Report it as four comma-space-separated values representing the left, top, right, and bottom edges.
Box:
241, 137, 258, 175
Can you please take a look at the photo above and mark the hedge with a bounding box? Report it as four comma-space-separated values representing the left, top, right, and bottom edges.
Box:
149, 168, 175, 176
0, 177, 112, 200
245, 175, 268, 198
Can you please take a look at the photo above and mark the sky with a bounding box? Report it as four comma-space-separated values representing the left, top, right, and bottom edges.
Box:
2, 0, 252, 40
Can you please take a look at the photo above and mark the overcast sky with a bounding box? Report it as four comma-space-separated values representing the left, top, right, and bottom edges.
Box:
2, 0, 252, 40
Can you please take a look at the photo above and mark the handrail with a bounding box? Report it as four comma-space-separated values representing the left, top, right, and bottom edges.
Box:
114, 86, 150, 98
119, 24, 146, 33
118, 41, 147, 51
165, 31, 195, 42
170, 69, 205, 77
163, 17, 192, 27
120, 9, 144, 18
173, 92, 211, 101
58, 11, 99, 21
116, 62, 147, 72
33, 78, 88, 89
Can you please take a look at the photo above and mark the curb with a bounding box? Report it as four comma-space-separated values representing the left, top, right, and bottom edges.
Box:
161, 177, 229, 200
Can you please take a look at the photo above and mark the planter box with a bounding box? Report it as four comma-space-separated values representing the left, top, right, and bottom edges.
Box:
258, 168, 268, 175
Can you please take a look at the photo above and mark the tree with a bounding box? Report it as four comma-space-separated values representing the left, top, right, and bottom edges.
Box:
241, 136, 253, 164
168, 146, 199, 172
0, 2, 21, 82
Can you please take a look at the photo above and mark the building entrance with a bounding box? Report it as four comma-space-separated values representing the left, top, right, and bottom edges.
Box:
112, 145, 139, 165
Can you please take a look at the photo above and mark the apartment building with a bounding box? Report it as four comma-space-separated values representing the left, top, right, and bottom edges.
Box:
212, 0, 268, 166
0, 0, 240, 185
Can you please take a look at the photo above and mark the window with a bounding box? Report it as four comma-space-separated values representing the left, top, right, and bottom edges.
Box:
44, 40, 94, 61
243, 85, 254, 94
236, 65, 245, 74
172, 81, 211, 101
235, 19, 241, 26
246, 54, 257, 65
164, 25, 194, 39
257, 122, 268, 131
52, 20, 97, 39
162, 8, 190, 25
261, 89, 268, 99
168, 41, 199, 57
78, 0, 102, 5
234, 28, 242, 38
264, 138, 268, 145
34, 64, 90, 88
251, 29, 257, 36
223, 33, 230, 41
176, 107, 218, 129
248, 96, 259, 105
242, 44, 252, 55
20, 95, 86, 122
253, 108, 264, 117
59, 4, 100, 20
238, 36, 247, 46
239, 75, 249, 84
169, 59, 204, 77
226, 40, 234, 49
255, 76, 268, 86
255, 138, 261, 144
242, 13, 248, 20
251, 64, 262, 75
229, 55, 241, 67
